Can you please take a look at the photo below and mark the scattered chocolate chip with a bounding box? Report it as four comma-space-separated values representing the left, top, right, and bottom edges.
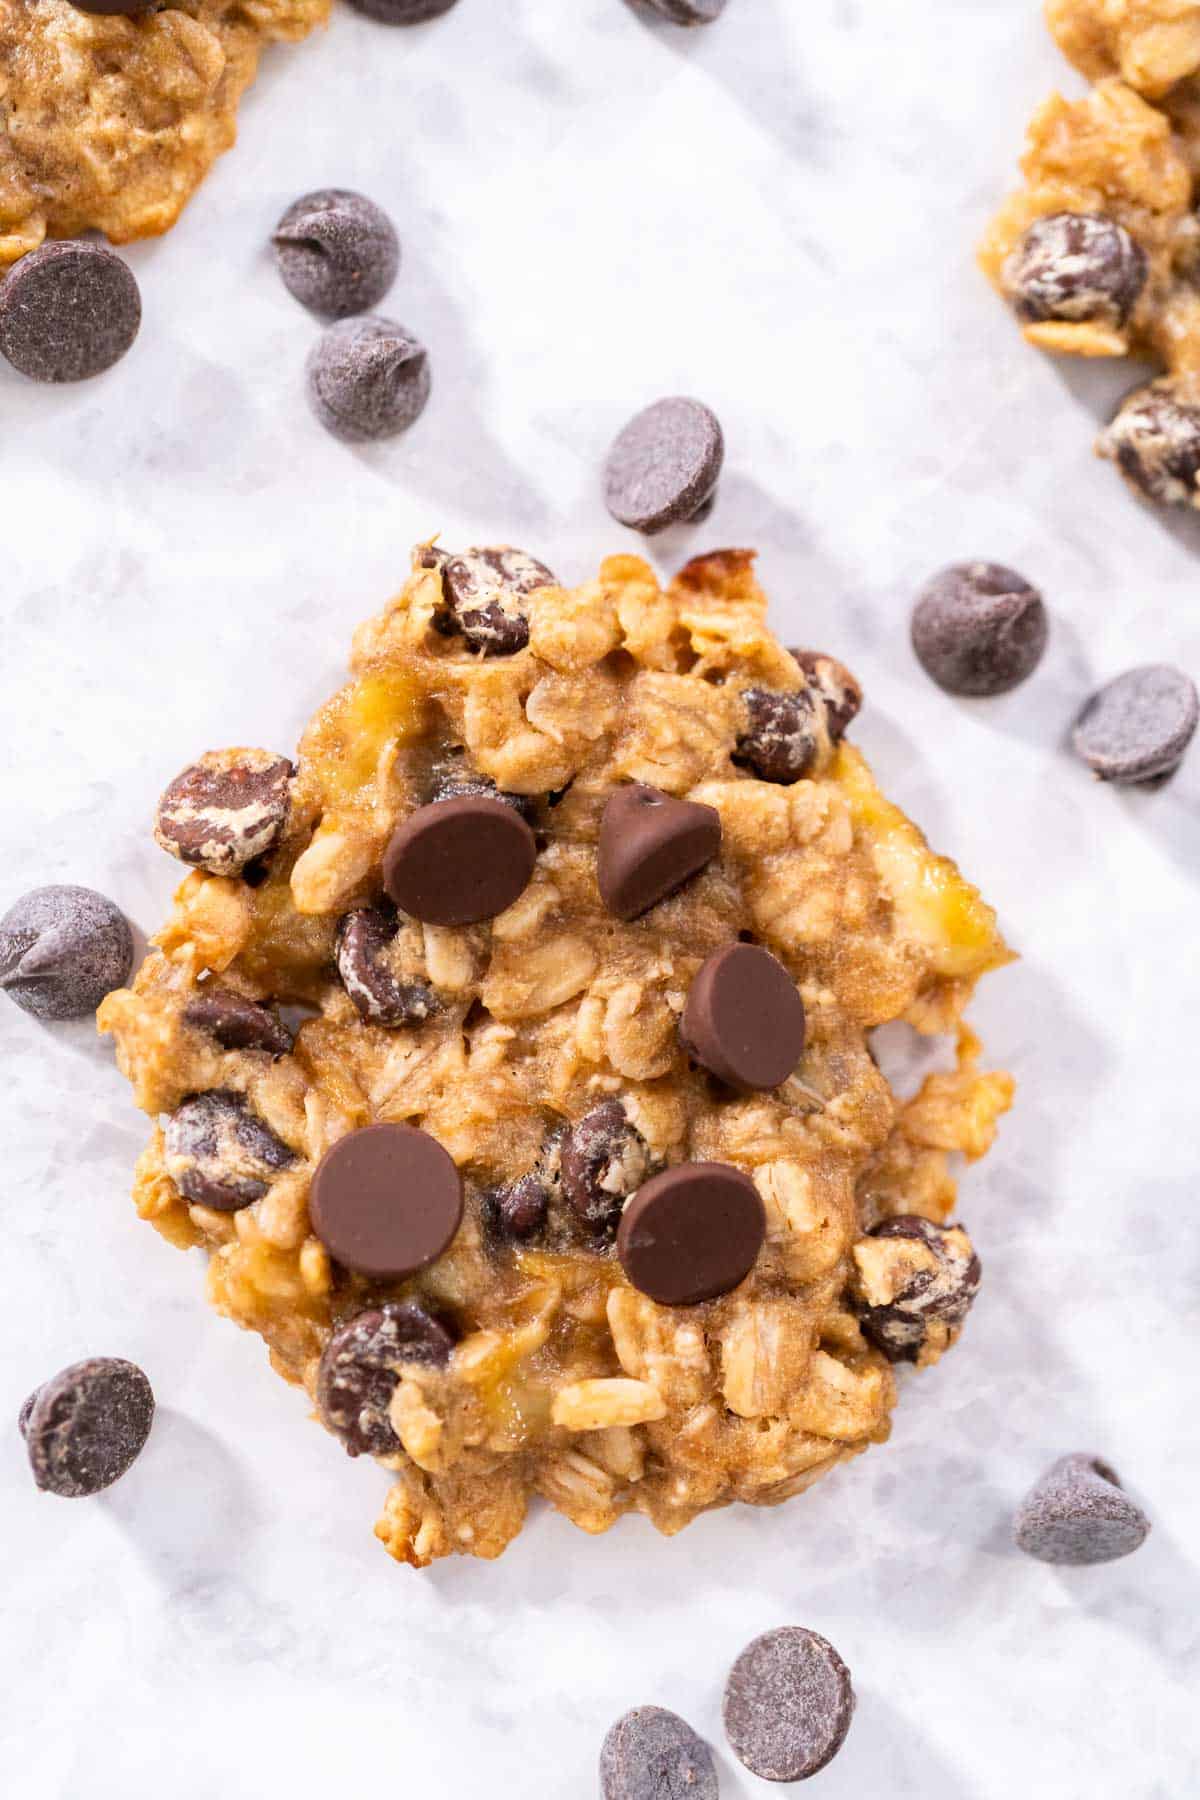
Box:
21, 1358, 154, 1498
273, 189, 399, 319
1099, 378, 1200, 507
853, 1215, 980, 1363
434, 546, 556, 656
306, 316, 430, 443
0, 241, 141, 384
600, 1707, 719, 1800
164, 1089, 296, 1212
154, 749, 293, 878
309, 1122, 463, 1278
335, 908, 438, 1027
681, 943, 805, 1092
734, 687, 819, 783
484, 1173, 549, 1243
344, 0, 459, 19
1013, 1454, 1151, 1566
911, 562, 1048, 697
183, 987, 292, 1055
642, 1, 728, 29
790, 648, 863, 739
316, 1300, 457, 1457
382, 795, 536, 927
723, 1627, 855, 1783
1071, 664, 1198, 784
604, 397, 724, 534
618, 1161, 765, 1305
1002, 213, 1147, 330
597, 783, 722, 921
0, 885, 133, 1021
561, 1100, 653, 1236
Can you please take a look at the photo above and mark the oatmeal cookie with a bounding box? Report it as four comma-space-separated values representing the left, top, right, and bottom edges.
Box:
0, 0, 329, 265
99, 546, 1013, 1566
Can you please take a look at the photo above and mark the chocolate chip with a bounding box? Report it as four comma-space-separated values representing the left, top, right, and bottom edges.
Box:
600, 1707, 719, 1800
484, 1174, 549, 1243
154, 749, 293, 878
617, 1162, 765, 1305
723, 1627, 855, 1783
184, 988, 292, 1055
68, 0, 156, 11
344, 0, 460, 19
681, 943, 805, 1092
335, 908, 438, 1026
164, 1089, 296, 1212
853, 1215, 980, 1363
1071, 664, 1198, 784
597, 783, 722, 921
382, 795, 536, 927
912, 562, 1048, 696
604, 397, 724, 534
0, 241, 141, 383
790, 648, 863, 739
1003, 213, 1147, 329
643, 0, 728, 22
434, 546, 557, 656
273, 189, 399, 319
0, 885, 133, 1021
21, 1358, 154, 1498
734, 687, 819, 783
426, 765, 538, 824
1099, 378, 1200, 507
306, 316, 430, 443
1013, 1455, 1151, 1566
316, 1301, 457, 1457
560, 1100, 653, 1236
309, 1122, 463, 1278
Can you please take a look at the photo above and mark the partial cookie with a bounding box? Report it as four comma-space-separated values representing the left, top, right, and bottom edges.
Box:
0, 885, 133, 1020
600, 1707, 719, 1800
1013, 1454, 1151, 1565
21, 1357, 154, 1497
723, 1626, 855, 1782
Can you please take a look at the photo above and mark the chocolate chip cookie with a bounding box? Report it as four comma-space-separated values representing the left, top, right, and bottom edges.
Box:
99, 544, 1013, 1567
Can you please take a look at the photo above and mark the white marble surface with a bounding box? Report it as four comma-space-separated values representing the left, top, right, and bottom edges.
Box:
2, 1, 1199, 1793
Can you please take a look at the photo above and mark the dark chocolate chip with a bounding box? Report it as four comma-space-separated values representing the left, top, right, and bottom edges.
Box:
382, 795, 536, 927
1099, 378, 1200, 507
604, 397, 724, 534
484, 1173, 550, 1243
1003, 213, 1147, 329
854, 1215, 980, 1363
560, 1100, 653, 1236
164, 1089, 296, 1212
273, 189, 399, 319
335, 908, 438, 1027
643, 0, 728, 20
68, 0, 157, 10
911, 562, 1048, 697
723, 1627, 855, 1783
183, 988, 293, 1055
154, 749, 293, 877
681, 943, 805, 1092
790, 648, 863, 739
600, 1707, 719, 1800
734, 686, 819, 783
597, 783, 721, 921
0, 885, 133, 1021
426, 765, 538, 824
435, 546, 557, 656
316, 1300, 457, 1457
1071, 664, 1198, 784
344, 0, 459, 19
309, 1122, 463, 1278
22, 1358, 154, 1498
0, 241, 141, 383
1013, 1454, 1151, 1566
617, 1161, 765, 1305
306, 316, 430, 443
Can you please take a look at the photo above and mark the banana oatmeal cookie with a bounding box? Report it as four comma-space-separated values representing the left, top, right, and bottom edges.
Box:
0, 0, 329, 265
981, 0, 1200, 506
99, 546, 1013, 1567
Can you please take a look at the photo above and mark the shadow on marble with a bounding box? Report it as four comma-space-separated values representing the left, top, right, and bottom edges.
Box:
823, 1690, 974, 1798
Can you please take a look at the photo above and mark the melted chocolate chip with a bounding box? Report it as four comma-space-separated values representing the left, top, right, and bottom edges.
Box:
597, 784, 722, 921
734, 687, 819, 783
617, 1162, 766, 1305
560, 1101, 653, 1236
163, 1089, 296, 1212
790, 648, 863, 739
680, 943, 806, 1092
1100, 378, 1200, 507
154, 750, 293, 878
485, 1174, 550, 1243
21, 1358, 154, 1498
1003, 212, 1147, 330
183, 988, 292, 1055
854, 1215, 980, 1362
435, 547, 556, 656
316, 1301, 457, 1457
309, 1122, 463, 1278
335, 908, 438, 1026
